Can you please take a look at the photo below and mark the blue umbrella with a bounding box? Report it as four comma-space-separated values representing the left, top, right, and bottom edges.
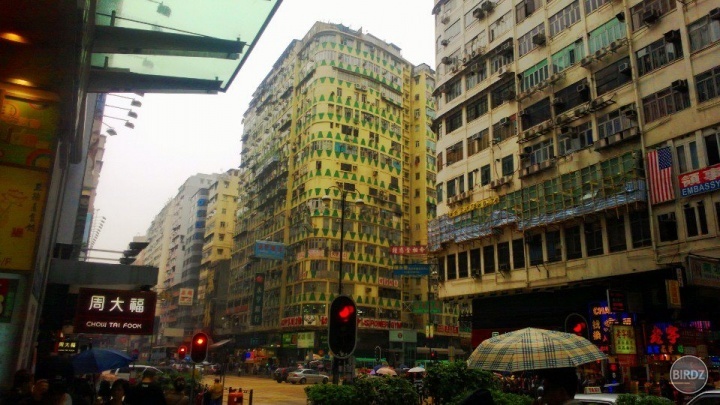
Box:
72, 348, 133, 374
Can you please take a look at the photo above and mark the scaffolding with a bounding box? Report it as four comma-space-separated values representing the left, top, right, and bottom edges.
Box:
428, 150, 646, 251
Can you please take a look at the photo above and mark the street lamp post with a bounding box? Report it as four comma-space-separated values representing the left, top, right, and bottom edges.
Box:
322, 184, 363, 384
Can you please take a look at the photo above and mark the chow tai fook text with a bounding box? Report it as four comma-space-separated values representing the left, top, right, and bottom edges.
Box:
74, 288, 157, 335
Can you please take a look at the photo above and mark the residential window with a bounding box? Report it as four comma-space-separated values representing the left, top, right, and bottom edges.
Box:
585, 0, 612, 14
470, 248, 481, 276
481, 164, 491, 185
595, 57, 632, 96
684, 201, 709, 237
520, 98, 551, 129
458, 250, 469, 278
554, 80, 591, 115
676, 139, 699, 174
558, 122, 593, 155
489, 11, 513, 42
695, 66, 720, 103
483, 245, 496, 273
518, 24, 546, 57
516, 0, 543, 23
705, 129, 720, 166
447, 174, 465, 197
466, 65, 488, 89
636, 32, 683, 76
658, 212, 678, 242
630, 211, 652, 247
501, 155, 514, 176
467, 95, 489, 121
546, 230, 562, 262
642, 83, 691, 124
512, 238, 526, 268
468, 169, 479, 190
447, 254, 457, 280
551, 39, 585, 73
521, 59, 549, 91
446, 80, 462, 102
549, 1, 581, 37
490, 49, 515, 74
491, 80, 516, 108
493, 114, 518, 140
607, 214, 627, 252
497, 242, 511, 270
589, 18, 627, 54
585, 220, 604, 256
523, 139, 555, 165
597, 105, 637, 140
445, 20, 462, 42
446, 110, 464, 133
468, 129, 490, 155
688, 15, 720, 52
630, 0, 676, 32
528, 234, 543, 265
565, 225, 582, 259
446, 141, 464, 165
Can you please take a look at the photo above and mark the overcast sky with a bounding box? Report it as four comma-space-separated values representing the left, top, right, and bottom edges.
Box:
91, 0, 436, 261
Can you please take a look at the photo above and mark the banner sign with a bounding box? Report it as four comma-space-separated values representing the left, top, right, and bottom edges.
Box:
389, 329, 418, 343
666, 280, 682, 308
358, 318, 403, 330
74, 288, 157, 335
411, 300, 442, 314
282, 333, 297, 348
390, 246, 428, 255
687, 257, 720, 288
436, 324, 460, 335
254, 241, 285, 260
251, 273, 264, 326
57, 341, 78, 354
378, 277, 399, 288
393, 263, 431, 276
606, 290, 627, 313
178, 288, 194, 306
281, 316, 302, 328
678, 163, 720, 197
297, 331, 315, 349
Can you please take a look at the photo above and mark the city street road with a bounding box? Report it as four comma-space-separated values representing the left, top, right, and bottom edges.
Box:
202, 375, 310, 405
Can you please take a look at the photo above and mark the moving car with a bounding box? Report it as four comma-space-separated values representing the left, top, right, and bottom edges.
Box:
287, 368, 329, 384
101, 365, 164, 385
687, 389, 720, 405
274, 367, 290, 383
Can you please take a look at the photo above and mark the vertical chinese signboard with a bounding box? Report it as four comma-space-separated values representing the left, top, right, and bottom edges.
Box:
612, 325, 637, 354
251, 274, 264, 326
74, 288, 157, 335
178, 288, 194, 306
0, 94, 57, 273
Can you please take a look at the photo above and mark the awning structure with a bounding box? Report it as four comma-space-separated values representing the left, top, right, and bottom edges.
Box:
89, 0, 283, 93
49, 258, 159, 291
210, 338, 234, 349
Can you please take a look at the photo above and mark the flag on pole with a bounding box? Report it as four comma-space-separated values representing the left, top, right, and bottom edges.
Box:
647, 147, 675, 205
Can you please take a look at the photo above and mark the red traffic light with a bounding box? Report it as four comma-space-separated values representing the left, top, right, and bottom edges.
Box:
572, 321, 587, 335
195, 337, 205, 345
178, 345, 187, 355
191, 332, 209, 363
338, 305, 355, 322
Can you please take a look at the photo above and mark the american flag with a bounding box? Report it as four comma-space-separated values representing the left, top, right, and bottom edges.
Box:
647, 147, 675, 205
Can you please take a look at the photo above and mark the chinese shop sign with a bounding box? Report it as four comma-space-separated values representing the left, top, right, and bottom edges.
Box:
612, 325, 637, 355
74, 288, 157, 335
178, 288, 194, 306
647, 323, 683, 355
254, 241, 285, 260
589, 302, 634, 353
250, 273, 264, 326
390, 246, 428, 255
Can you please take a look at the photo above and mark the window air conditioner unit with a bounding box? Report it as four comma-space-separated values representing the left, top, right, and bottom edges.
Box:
575, 106, 588, 117
595, 48, 608, 59
554, 114, 568, 125
623, 108, 638, 119
609, 39, 626, 52
499, 117, 511, 126
441, 39, 450, 46
710, 8, 720, 20
576, 83, 589, 94
518, 109, 529, 117
580, 56, 595, 67
441, 13, 450, 24
643, 9, 661, 24
552, 97, 565, 106
532, 33, 546, 46
671, 79, 688, 92
473, 8, 485, 19
481, 0, 495, 11
355, 83, 362, 89
442, 56, 452, 65
618, 62, 631, 75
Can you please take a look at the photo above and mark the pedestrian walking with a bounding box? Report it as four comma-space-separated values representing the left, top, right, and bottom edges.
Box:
124, 369, 167, 405
105, 379, 129, 405
164, 377, 189, 405
209, 378, 223, 405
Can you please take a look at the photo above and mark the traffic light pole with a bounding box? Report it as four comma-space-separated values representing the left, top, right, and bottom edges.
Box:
333, 190, 347, 385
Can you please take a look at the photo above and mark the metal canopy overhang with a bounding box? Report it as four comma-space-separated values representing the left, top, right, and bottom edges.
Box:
48, 258, 159, 291
88, 69, 223, 94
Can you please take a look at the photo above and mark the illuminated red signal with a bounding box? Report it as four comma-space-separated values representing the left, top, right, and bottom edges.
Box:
572, 322, 587, 335
338, 305, 355, 321
178, 345, 187, 356
196, 337, 205, 345
191, 332, 209, 363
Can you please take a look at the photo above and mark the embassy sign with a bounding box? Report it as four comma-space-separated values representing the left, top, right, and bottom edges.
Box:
74, 288, 157, 335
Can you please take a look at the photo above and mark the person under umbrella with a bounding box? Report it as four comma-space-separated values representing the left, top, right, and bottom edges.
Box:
533, 368, 578, 405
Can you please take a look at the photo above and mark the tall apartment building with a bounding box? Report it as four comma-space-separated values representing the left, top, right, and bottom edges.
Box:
229, 22, 440, 366
198, 169, 240, 329
431, 0, 720, 376
144, 174, 217, 344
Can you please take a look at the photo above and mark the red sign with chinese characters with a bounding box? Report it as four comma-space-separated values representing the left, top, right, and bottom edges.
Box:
436, 324, 459, 335
678, 163, 720, 197
390, 246, 428, 255
74, 288, 157, 335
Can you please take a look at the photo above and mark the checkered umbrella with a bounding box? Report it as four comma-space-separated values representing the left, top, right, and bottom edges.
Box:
466, 327, 607, 373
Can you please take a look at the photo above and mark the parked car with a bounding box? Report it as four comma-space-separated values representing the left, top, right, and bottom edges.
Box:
287, 368, 329, 385
687, 389, 720, 405
573, 393, 619, 404
274, 367, 291, 383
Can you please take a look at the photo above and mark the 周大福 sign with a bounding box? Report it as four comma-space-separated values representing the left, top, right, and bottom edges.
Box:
74, 288, 157, 335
